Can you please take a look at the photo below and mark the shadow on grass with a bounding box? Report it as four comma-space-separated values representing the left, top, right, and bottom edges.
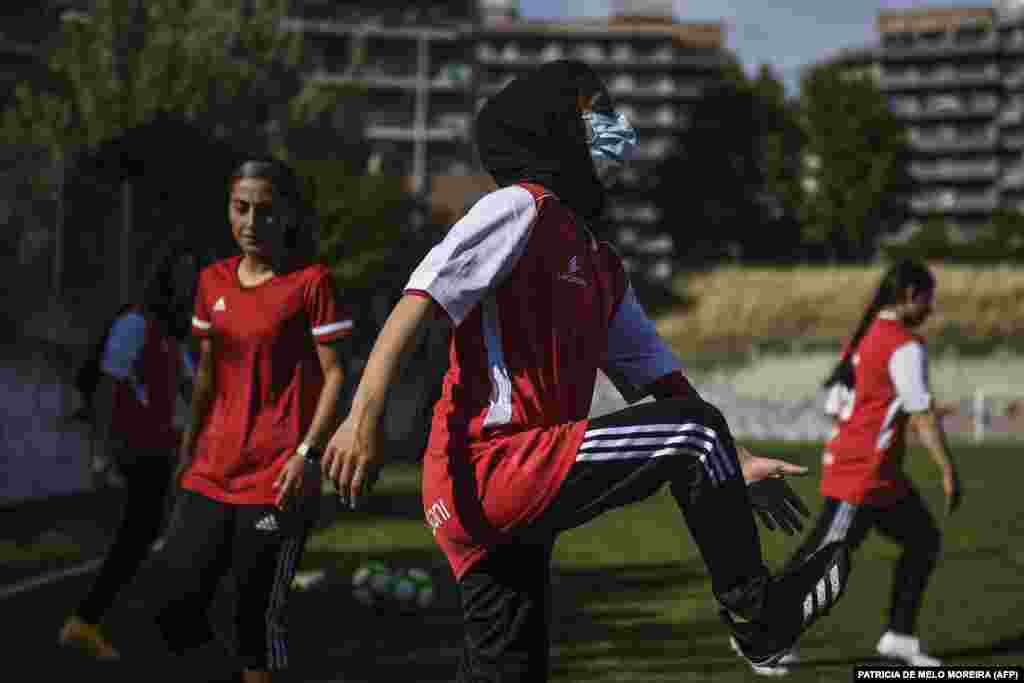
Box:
940, 632, 1024, 661
12, 486, 760, 682
786, 632, 1024, 672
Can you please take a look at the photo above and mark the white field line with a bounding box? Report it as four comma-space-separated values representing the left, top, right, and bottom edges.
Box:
0, 557, 103, 601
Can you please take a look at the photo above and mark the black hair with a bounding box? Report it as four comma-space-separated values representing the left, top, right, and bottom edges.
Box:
823, 258, 936, 389
229, 157, 317, 259
474, 59, 610, 225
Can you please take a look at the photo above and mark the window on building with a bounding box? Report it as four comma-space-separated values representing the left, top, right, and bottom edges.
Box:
541, 43, 564, 62
655, 105, 676, 125
477, 43, 497, 61
929, 94, 961, 112
500, 42, 520, 62
655, 76, 676, 94
612, 43, 633, 62
651, 44, 675, 62
610, 73, 635, 94
937, 189, 957, 209
577, 42, 604, 62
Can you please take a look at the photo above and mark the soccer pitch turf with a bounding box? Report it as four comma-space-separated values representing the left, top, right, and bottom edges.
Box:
3, 442, 1022, 682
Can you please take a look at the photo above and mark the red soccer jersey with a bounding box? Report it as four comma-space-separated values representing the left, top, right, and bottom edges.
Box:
821, 317, 930, 506
407, 183, 631, 578
107, 307, 182, 451
185, 256, 353, 505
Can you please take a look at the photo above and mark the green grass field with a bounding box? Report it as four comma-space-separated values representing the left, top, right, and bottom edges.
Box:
4, 441, 1023, 682
291, 442, 1024, 682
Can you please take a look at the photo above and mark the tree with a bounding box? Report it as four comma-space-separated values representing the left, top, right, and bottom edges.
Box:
2, 0, 306, 160
798, 60, 913, 261
650, 61, 804, 264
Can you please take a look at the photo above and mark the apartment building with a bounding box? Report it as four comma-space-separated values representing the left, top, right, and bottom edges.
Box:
837, 1, 1024, 237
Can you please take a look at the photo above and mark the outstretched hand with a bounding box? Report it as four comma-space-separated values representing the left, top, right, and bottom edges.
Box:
737, 445, 811, 535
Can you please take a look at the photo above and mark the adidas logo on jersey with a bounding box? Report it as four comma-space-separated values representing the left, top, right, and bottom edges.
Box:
558, 256, 586, 286
255, 513, 279, 532
213, 297, 227, 312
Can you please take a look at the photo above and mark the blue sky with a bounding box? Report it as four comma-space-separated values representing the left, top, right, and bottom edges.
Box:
516, 1, 993, 92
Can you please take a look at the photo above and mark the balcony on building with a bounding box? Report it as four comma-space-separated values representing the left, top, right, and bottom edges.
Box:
635, 137, 673, 161
881, 64, 1000, 90
999, 163, 1024, 187
910, 126, 998, 151
612, 42, 636, 64
1005, 66, 1024, 90
910, 189, 999, 213
998, 94, 1024, 126
430, 62, 473, 90
897, 93, 1002, 120
540, 42, 565, 62
428, 112, 472, 141
476, 41, 535, 64
365, 111, 416, 141
615, 75, 702, 100
910, 159, 1000, 181
881, 28, 999, 60
574, 42, 606, 63
281, 15, 461, 42
609, 203, 662, 223
500, 42, 526, 63
477, 42, 498, 62
955, 63, 1002, 87
1003, 27, 1024, 52
1003, 130, 1024, 148
609, 73, 637, 96
880, 68, 922, 90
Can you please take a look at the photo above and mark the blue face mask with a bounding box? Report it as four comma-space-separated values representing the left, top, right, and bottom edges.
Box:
582, 111, 639, 187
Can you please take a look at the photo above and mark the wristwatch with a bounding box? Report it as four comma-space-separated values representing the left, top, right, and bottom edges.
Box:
296, 442, 322, 464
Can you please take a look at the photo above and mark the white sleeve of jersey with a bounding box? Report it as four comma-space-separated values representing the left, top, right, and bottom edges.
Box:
405, 186, 537, 326
603, 285, 684, 395
889, 341, 932, 413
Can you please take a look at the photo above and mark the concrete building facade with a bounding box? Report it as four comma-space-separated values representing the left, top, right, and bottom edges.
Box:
837, 2, 1024, 237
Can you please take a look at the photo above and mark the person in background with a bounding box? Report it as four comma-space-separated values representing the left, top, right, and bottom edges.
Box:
751, 259, 961, 675
150, 157, 351, 683
59, 243, 195, 660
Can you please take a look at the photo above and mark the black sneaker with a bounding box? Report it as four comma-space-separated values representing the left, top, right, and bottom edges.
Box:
723, 541, 851, 669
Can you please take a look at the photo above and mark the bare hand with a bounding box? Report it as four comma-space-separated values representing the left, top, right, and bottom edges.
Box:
737, 445, 809, 484
736, 444, 811, 535
322, 417, 382, 510
273, 453, 319, 511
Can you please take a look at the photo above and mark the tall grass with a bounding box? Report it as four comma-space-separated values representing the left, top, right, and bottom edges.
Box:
657, 264, 1024, 358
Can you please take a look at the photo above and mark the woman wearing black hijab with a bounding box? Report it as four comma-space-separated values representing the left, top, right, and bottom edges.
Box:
323, 60, 851, 680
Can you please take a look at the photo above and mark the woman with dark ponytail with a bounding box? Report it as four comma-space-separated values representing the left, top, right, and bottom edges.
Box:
756, 259, 962, 674
149, 157, 353, 683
